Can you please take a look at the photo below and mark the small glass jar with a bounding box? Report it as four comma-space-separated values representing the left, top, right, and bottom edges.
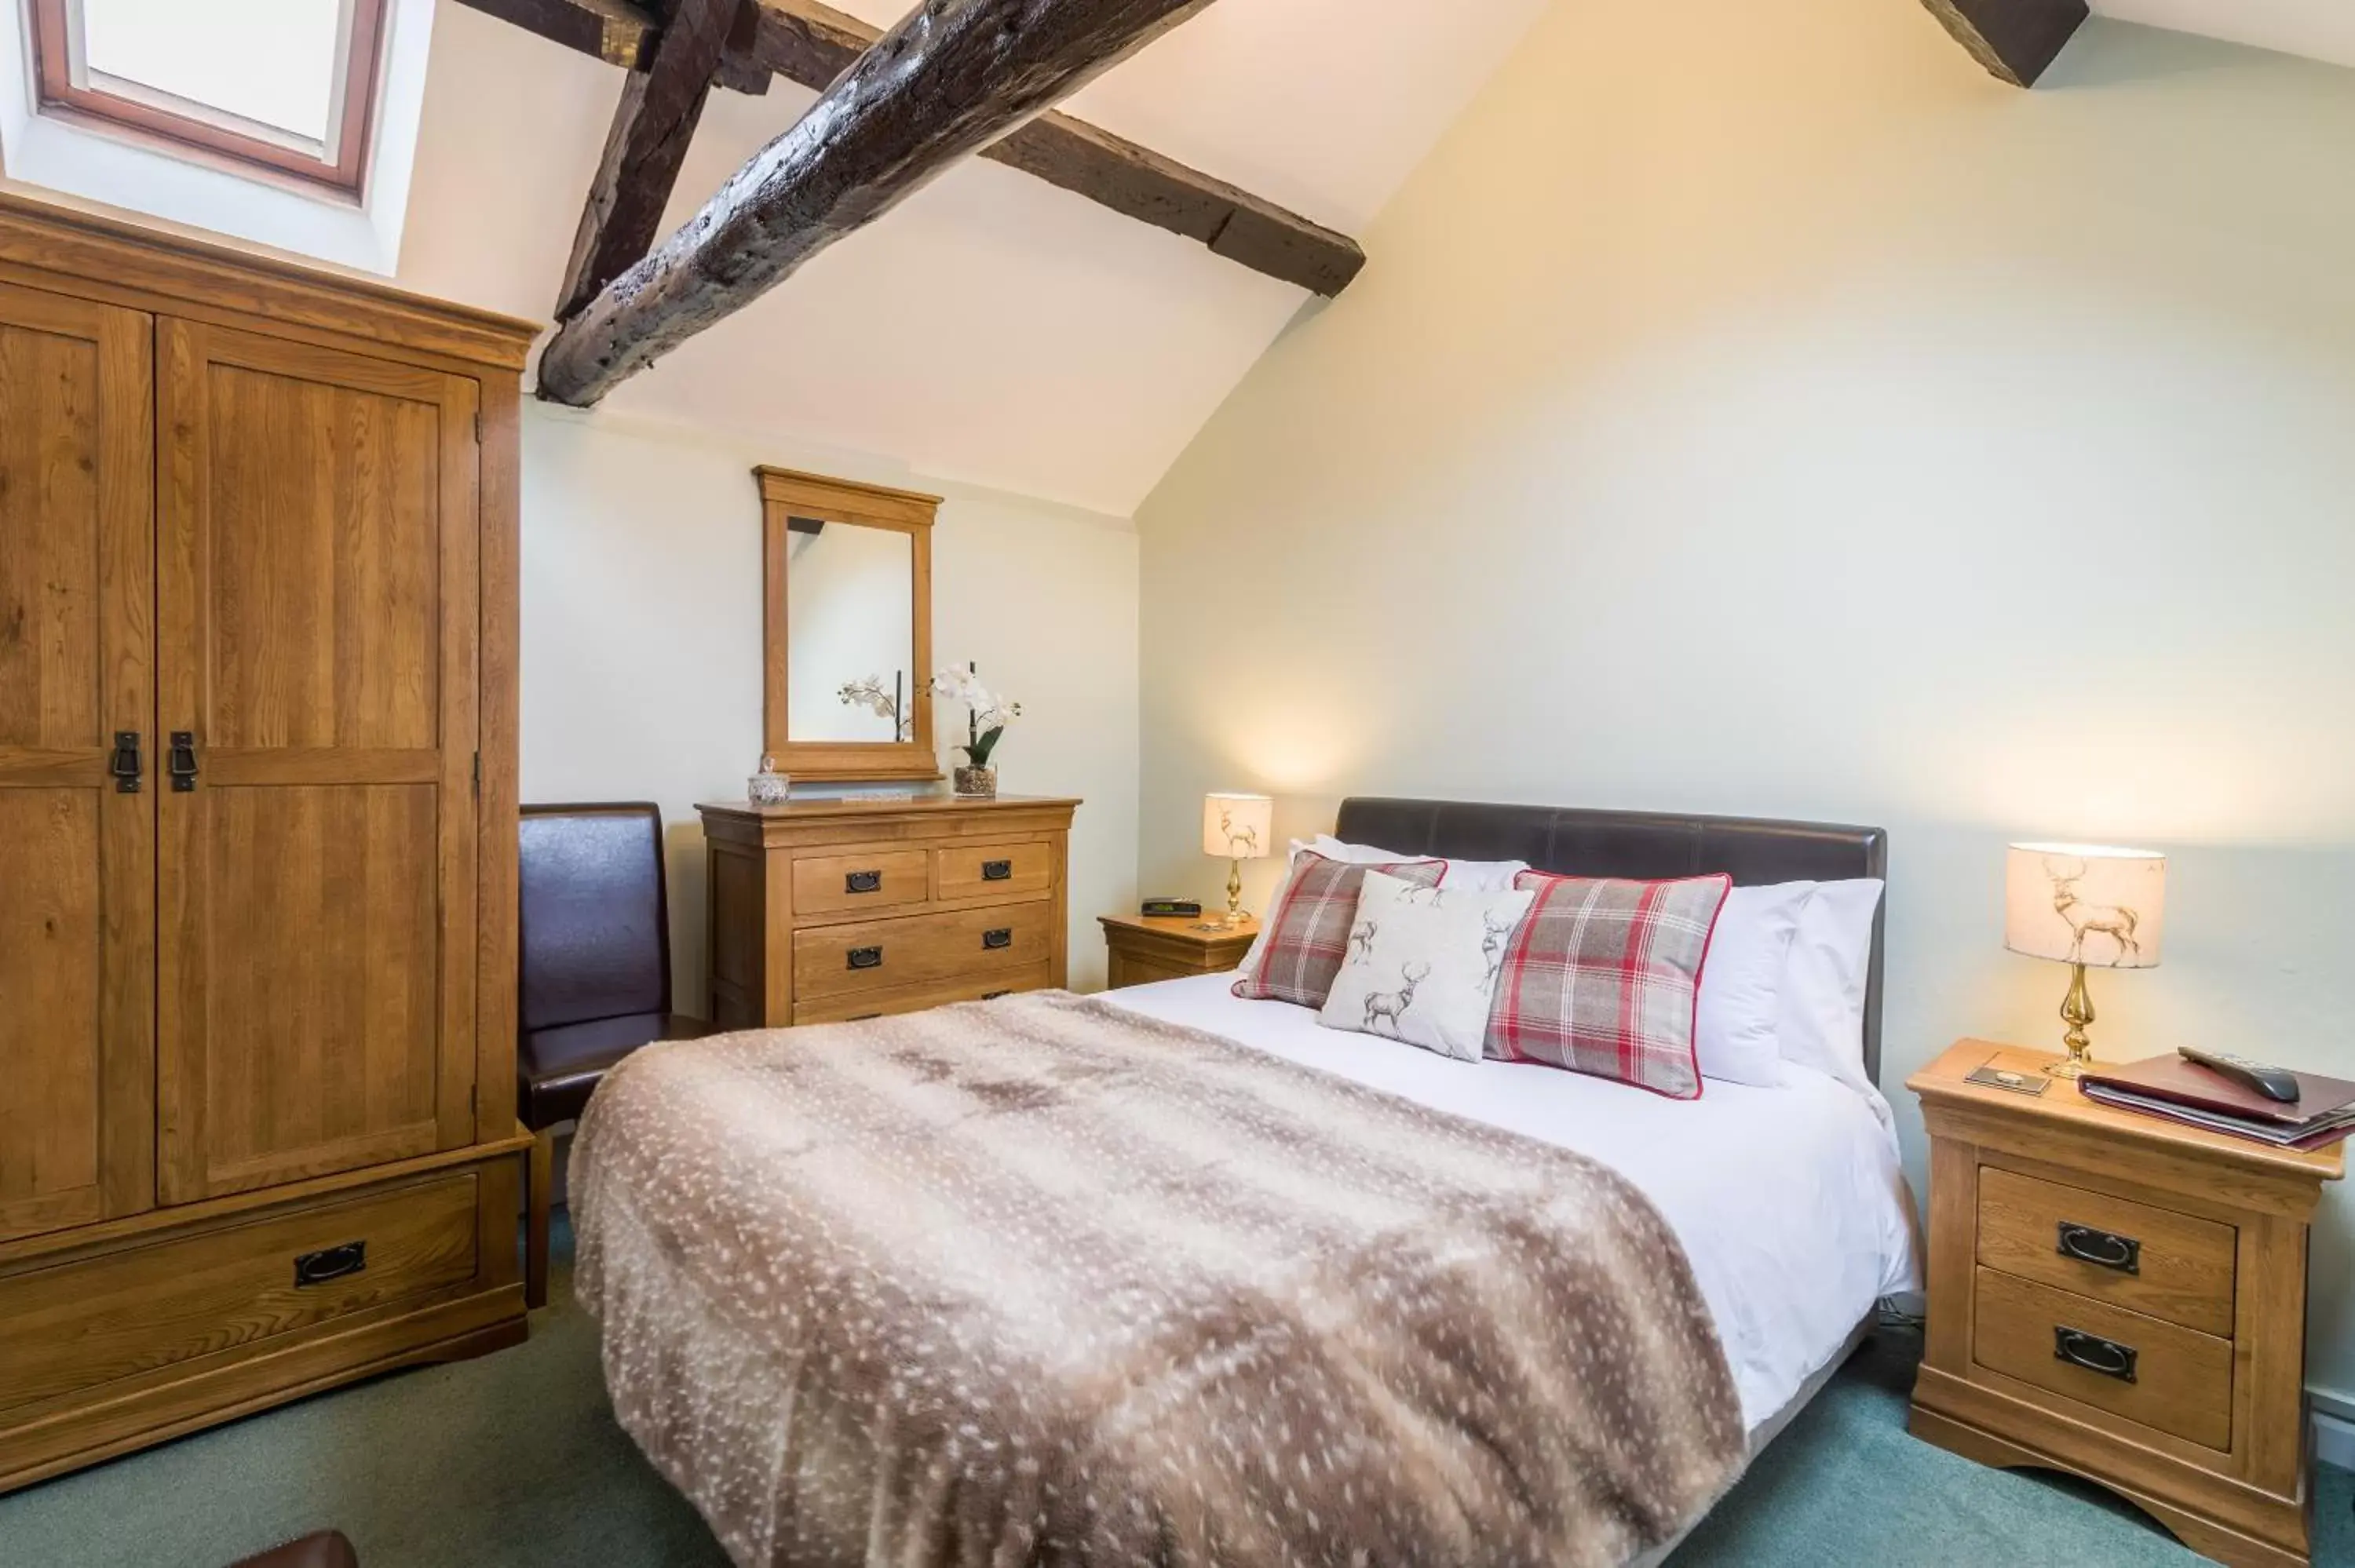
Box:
747, 754, 791, 805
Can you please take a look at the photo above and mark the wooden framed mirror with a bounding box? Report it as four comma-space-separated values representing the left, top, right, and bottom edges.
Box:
758, 465, 940, 782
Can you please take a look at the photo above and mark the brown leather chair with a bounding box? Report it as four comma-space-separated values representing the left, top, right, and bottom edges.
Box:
518, 803, 718, 1307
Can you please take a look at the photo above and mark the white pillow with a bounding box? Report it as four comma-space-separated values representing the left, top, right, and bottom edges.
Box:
1692, 882, 1813, 1086
1310, 836, 1527, 892
1776, 879, 1885, 1103
1317, 871, 1534, 1062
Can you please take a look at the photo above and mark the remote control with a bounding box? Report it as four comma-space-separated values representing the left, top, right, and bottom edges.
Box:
2178, 1046, 2302, 1104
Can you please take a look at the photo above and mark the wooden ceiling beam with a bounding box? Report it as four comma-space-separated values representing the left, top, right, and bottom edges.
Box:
556, 0, 750, 319
455, 0, 1364, 297
537, 0, 1230, 407
1920, 0, 2087, 87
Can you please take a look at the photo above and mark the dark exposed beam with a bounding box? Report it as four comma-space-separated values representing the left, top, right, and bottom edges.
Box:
556, 0, 748, 318
455, 0, 1364, 297
1920, 0, 2087, 87
461, 0, 657, 67
538, 0, 1229, 406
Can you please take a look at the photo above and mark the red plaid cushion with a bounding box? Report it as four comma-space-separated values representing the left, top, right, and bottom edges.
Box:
1232, 852, 1447, 1007
1484, 871, 1732, 1099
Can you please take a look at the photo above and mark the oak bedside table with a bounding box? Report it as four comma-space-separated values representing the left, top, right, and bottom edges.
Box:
1908, 1039, 2344, 1568
1098, 913, 1257, 990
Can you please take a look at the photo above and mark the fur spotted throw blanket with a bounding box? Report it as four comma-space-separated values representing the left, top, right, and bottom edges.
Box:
573, 991, 1744, 1567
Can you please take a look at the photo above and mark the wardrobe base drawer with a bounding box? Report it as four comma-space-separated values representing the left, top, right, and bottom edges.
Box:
0, 1174, 480, 1416
793, 964, 1053, 1026
1972, 1266, 2231, 1450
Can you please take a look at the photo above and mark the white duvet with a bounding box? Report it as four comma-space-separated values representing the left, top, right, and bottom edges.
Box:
1101, 973, 1922, 1432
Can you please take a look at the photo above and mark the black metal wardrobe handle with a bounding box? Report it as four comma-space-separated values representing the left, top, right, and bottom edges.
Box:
167, 731, 199, 792
981, 928, 1013, 950
110, 731, 142, 793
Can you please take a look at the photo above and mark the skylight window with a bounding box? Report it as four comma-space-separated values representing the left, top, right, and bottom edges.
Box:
31, 0, 385, 191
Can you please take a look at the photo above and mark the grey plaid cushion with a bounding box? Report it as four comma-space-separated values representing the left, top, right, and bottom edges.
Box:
1233, 852, 1446, 1008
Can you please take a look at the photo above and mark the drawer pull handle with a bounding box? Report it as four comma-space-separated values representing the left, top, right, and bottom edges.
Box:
847, 946, 884, 971
2056, 1221, 2140, 1274
294, 1241, 368, 1289
980, 859, 1014, 881
982, 990, 1012, 1001
982, 928, 1014, 950
845, 870, 883, 895
2054, 1326, 2137, 1383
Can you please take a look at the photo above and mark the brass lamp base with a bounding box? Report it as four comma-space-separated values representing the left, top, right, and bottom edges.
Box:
1203, 857, 1251, 930
2046, 961, 2097, 1079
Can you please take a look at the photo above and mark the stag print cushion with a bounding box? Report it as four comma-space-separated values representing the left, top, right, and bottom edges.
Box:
1319, 871, 1536, 1062
1232, 852, 1447, 1007
1486, 872, 1733, 1099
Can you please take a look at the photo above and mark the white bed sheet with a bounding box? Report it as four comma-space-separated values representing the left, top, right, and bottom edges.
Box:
1100, 973, 1922, 1434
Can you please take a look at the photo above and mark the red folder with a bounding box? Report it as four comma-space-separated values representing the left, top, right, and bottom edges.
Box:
2079, 1054, 2355, 1129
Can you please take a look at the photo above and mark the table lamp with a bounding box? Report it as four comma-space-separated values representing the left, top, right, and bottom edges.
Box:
1201, 792, 1273, 928
2003, 842, 2167, 1078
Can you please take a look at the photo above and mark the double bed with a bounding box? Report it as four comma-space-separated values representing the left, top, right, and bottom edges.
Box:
574, 799, 1922, 1566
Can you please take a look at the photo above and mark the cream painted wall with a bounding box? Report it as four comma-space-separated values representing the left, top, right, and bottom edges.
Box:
520, 403, 1140, 1001
1136, 7, 2355, 1394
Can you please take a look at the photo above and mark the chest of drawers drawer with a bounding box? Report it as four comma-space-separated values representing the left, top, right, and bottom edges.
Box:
793, 850, 930, 917
794, 902, 1058, 1001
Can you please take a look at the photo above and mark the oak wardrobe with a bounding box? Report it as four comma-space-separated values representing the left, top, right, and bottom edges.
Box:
0, 196, 537, 1490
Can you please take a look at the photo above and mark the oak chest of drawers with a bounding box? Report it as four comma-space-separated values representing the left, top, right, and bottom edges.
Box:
1908, 1040, 2343, 1568
698, 795, 1080, 1028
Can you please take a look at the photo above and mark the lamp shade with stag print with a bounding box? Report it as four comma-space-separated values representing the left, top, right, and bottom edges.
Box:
2005, 844, 2167, 970
1202, 793, 1274, 862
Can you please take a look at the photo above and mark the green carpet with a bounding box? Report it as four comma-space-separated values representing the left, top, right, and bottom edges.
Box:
2, 1225, 2346, 1566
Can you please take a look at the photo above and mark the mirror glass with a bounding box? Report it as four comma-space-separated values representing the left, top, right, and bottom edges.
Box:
785, 518, 917, 744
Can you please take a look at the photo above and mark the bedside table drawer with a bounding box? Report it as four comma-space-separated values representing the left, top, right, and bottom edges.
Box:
1973, 1267, 2232, 1450
1977, 1167, 2236, 1338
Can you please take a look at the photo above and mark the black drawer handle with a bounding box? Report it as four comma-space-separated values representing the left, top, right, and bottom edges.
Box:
982, 990, 1012, 1001
2054, 1326, 2137, 1383
846, 945, 884, 970
2057, 1221, 2141, 1274
294, 1241, 367, 1289
981, 928, 1013, 950
980, 859, 1013, 881
845, 870, 883, 895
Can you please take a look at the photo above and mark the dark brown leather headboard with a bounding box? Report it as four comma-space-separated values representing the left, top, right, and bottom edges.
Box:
1332, 797, 1889, 1084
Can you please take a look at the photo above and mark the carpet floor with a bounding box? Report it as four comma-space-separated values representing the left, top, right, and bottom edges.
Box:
3, 1225, 2348, 1567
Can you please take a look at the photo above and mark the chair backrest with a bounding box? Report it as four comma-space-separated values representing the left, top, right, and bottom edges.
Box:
519, 802, 673, 1033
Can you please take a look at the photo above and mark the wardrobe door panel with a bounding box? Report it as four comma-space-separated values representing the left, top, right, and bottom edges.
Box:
156, 320, 480, 1204
0, 283, 153, 1243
